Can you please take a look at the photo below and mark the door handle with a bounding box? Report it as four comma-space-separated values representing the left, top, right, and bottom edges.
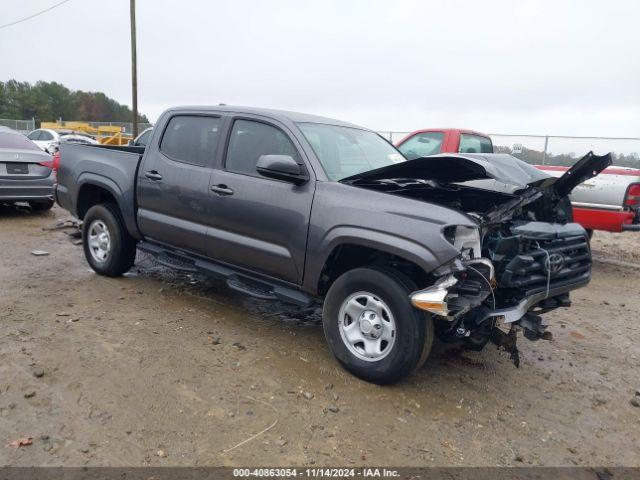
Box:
144, 170, 163, 181
210, 184, 234, 196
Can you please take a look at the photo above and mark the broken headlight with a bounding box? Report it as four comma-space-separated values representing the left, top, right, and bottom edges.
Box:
443, 225, 481, 260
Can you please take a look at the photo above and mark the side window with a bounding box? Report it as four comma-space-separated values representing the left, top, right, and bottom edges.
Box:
160, 116, 220, 166
398, 132, 444, 160
39, 131, 54, 141
459, 134, 493, 154
27, 130, 42, 140
225, 119, 299, 176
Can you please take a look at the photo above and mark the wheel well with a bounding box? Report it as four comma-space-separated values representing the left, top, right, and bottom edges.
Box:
76, 184, 118, 219
317, 244, 428, 295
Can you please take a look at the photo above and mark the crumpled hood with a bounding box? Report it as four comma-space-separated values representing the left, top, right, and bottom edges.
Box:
342, 153, 550, 188
342, 152, 612, 196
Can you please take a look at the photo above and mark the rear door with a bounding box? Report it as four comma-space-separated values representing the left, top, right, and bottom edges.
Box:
205, 116, 315, 284
137, 114, 223, 255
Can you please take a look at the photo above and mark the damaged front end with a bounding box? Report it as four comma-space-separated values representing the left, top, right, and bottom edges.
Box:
345, 151, 612, 365
410, 220, 591, 366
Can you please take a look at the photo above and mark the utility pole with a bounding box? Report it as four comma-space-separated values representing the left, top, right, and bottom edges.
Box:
130, 0, 138, 138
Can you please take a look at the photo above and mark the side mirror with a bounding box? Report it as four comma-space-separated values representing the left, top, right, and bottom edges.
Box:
256, 154, 308, 185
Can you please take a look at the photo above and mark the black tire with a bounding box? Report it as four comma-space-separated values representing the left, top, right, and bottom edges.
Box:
29, 199, 54, 212
82, 203, 137, 277
322, 267, 433, 384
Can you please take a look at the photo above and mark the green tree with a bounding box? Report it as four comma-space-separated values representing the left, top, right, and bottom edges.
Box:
0, 79, 148, 124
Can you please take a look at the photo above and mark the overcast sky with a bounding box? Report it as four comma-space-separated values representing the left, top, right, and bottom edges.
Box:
1, 0, 639, 137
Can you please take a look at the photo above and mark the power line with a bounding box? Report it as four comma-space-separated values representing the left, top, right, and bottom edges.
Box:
0, 0, 72, 30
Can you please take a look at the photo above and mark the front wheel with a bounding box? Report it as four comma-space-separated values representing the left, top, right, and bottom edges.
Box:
82, 203, 137, 277
322, 267, 433, 384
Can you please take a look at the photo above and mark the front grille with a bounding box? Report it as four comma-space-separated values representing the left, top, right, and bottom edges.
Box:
499, 233, 591, 297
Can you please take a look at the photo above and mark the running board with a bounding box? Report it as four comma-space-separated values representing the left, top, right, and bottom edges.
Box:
156, 253, 197, 272
227, 277, 278, 300
137, 241, 313, 306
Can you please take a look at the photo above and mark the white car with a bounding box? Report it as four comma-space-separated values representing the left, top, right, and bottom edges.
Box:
26, 129, 98, 154
26, 129, 61, 154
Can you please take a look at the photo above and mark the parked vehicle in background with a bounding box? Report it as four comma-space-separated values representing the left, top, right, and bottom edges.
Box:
58, 133, 100, 147
0, 129, 55, 211
396, 129, 639, 233
129, 127, 153, 148
534, 165, 640, 233
396, 129, 493, 159
27, 128, 98, 154
55, 106, 608, 383
26, 128, 61, 154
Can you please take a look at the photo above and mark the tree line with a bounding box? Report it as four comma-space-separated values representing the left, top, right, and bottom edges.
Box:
0, 79, 148, 125
495, 145, 640, 169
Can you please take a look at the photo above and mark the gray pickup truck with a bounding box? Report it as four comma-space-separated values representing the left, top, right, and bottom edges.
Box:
55, 106, 610, 383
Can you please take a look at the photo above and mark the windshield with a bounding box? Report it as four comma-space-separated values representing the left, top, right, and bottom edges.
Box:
397, 132, 444, 159
297, 123, 406, 180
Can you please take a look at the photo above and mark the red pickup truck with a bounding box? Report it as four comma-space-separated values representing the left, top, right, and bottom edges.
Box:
395, 129, 640, 234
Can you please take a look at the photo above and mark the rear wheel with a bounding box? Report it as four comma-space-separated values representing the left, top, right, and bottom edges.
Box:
82, 204, 137, 277
322, 267, 433, 384
29, 199, 54, 212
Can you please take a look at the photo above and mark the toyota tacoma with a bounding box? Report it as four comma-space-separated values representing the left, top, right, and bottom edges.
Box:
54, 106, 610, 383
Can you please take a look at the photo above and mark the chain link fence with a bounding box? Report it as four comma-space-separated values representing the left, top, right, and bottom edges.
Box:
3, 118, 639, 168
379, 131, 640, 168
0, 118, 35, 134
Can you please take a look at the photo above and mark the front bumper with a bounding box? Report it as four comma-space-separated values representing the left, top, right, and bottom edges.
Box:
411, 255, 590, 326
480, 273, 589, 325
573, 206, 638, 233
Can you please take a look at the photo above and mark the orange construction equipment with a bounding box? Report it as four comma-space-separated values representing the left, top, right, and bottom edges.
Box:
40, 121, 133, 145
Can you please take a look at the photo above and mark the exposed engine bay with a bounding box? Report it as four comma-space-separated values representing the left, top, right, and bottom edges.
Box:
343, 151, 612, 365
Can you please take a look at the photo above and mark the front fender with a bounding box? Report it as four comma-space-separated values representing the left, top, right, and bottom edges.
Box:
302, 225, 457, 294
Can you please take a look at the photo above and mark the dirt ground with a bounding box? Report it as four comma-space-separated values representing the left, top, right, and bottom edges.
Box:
1, 204, 639, 467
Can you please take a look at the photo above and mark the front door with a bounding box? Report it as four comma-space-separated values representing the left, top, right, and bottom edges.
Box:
206, 117, 315, 284
137, 114, 223, 255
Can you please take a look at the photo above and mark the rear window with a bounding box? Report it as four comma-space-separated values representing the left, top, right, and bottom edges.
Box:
459, 134, 493, 154
397, 132, 444, 159
160, 115, 221, 166
136, 129, 152, 147
0, 133, 42, 151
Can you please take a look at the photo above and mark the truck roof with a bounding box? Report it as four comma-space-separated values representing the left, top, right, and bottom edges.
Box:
405, 128, 491, 138
165, 105, 364, 130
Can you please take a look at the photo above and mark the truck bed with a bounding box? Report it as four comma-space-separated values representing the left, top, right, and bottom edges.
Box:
55, 143, 144, 238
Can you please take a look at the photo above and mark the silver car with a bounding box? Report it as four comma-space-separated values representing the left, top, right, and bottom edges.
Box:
0, 129, 55, 211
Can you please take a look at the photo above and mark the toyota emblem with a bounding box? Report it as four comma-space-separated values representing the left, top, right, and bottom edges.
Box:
544, 253, 564, 275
